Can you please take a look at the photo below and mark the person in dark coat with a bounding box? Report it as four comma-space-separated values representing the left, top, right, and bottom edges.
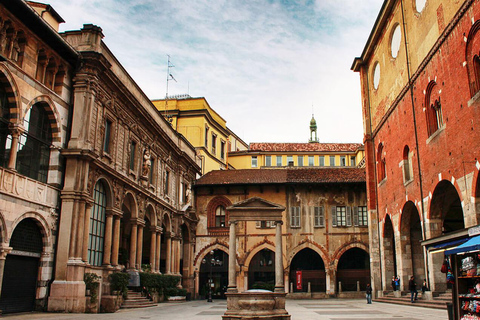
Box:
366, 284, 372, 304
391, 276, 396, 291
409, 276, 418, 302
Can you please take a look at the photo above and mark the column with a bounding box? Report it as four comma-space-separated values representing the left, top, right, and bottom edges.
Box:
274, 221, 284, 293
102, 212, 113, 266
150, 227, 156, 270
165, 234, 171, 274
136, 224, 144, 270
227, 221, 237, 292
129, 223, 138, 270
82, 203, 92, 262
76, 200, 86, 259
7, 129, 20, 170
155, 230, 161, 273
111, 216, 121, 266
0, 247, 12, 299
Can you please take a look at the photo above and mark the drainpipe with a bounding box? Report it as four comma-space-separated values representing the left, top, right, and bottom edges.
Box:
400, 0, 430, 288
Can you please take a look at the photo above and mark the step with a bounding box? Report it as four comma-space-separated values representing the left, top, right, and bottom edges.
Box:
374, 296, 448, 310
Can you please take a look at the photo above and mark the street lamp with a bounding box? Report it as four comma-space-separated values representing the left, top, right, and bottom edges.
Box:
202, 250, 222, 302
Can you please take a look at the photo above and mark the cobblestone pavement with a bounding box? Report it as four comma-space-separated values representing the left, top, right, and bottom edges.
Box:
3, 299, 449, 320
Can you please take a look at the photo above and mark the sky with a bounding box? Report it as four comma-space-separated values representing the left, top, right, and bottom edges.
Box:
46, 0, 384, 144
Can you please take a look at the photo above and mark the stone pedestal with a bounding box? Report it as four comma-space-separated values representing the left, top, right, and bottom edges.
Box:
223, 292, 290, 320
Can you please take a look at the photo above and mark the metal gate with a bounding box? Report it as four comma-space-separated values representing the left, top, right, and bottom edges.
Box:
0, 218, 43, 314
0, 255, 39, 313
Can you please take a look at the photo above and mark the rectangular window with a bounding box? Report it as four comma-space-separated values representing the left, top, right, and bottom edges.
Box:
276, 156, 282, 166
329, 156, 335, 167
308, 156, 314, 166
129, 141, 136, 171
319, 156, 324, 166
314, 206, 325, 227
287, 155, 293, 166
103, 119, 112, 153
251, 156, 258, 168
220, 140, 225, 160
298, 156, 304, 167
340, 156, 346, 166
256, 221, 275, 228
211, 133, 216, 155
265, 155, 272, 167
354, 206, 368, 226
164, 171, 170, 195
290, 206, 300, 228
351, 156, 356, 167
205, 126, 209, 147
332, 206, 351, 227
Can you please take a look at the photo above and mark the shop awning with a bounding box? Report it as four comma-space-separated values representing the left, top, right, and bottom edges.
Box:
428, 238, 469, 251
445, 234, 480, 255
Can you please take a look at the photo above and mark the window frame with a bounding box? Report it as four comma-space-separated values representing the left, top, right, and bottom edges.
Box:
290, 206, 301, 228
265, 155, 272, 167
88, 181, 107, 266
314, 206, 325, 228
251, 156, 258, 168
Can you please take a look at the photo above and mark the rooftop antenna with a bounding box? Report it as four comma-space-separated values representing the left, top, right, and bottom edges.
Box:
165, 55, 177, 124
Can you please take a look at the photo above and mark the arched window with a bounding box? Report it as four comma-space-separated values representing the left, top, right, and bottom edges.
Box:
0, 84, 11, 167
377, 143, 386, 182
88, 181, 107, 266
425, 81, 443, 136
466, 20, 480, 96
215, 205, 226, 227
16, 103, 52, 183
403, 145, 413, 183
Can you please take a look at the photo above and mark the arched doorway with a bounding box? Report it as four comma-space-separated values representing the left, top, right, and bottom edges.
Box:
0, 219, 43, 313
199, 249, 228, 299
383, 215, 397, 290
248, 249, 275, 291
289, 248, 325, 292
336, 248, 370, 292
400, 201, 424, 287
160, 213, 171, 274
141, 208, 154, 269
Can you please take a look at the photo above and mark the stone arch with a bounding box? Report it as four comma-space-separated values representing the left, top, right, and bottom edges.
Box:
288, 245, 327, 293
194, 243, 229, 270
429, 179, 464, 237
399, 201, 424, 290
93, 177, 114, 208
244, 242, 276, 270
145, 203, 156, 225
162, 211, 171, 234
331, 242, 369, 271
246, 246, 276, 290
0, 64, 21, 123
335, 246, 370, 292
197, 245, 229, 299
287, 241, 328, 269
122, 191, 138, 218
24, 95, 62, 145
382, 214, 397, 290
10, 212, 52, 251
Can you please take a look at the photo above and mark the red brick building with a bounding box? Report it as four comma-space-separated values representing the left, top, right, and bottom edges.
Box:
352, 0, 480, 296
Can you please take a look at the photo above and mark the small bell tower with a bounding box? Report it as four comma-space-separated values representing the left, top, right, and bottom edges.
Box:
309, 114, 319, 143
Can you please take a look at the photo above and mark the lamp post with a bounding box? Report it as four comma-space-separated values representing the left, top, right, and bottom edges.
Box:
202, 250, 222, 303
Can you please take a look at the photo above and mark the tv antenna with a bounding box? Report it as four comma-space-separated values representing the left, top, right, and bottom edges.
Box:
165, 55, 177, 124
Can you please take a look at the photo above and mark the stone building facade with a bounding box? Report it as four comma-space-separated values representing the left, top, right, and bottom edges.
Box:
46, 24, 201, 312
193, 167, 369, 299
0, 0, 77, 314
352, 0, 480, 296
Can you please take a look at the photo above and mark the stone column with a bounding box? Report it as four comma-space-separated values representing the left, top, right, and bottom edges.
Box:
111, 215, 121, 266
136, 224, 144, 270
82, 203, 93, 262
0, 246, 12, 299
165, 233, 171, 274
227, 221, 237, 292
129, 223, 138, 270
274, 221, 284, 293
155, 230, 161, 273
7, 128, 20, 170
102, 212, 114, 266
150, 226, 156, 270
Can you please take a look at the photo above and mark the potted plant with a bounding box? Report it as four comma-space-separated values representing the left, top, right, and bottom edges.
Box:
109, 272, 130, 299
84, 273, 101, 304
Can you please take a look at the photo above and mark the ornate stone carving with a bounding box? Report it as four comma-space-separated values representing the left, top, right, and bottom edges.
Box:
142, 147, 151, 177
112, 179, 123, 209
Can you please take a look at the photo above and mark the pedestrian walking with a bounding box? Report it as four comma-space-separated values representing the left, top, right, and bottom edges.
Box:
409, 276, 418, 302
366, 283, 372, 304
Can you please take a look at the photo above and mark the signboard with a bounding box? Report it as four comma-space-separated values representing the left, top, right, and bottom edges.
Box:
296, 271, 302, 290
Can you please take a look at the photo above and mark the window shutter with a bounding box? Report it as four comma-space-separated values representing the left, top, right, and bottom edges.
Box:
256, 221, 261, 228
314, 207, 319, 227
319, 206, 325, 227
290, 207, 294, 227
346, 206, 352, 226
296, 207, 301, 227
331, 206, 337, 227
353, 207, 359, 226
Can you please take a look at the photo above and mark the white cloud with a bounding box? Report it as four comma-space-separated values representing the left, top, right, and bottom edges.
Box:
48, 0, 383, 143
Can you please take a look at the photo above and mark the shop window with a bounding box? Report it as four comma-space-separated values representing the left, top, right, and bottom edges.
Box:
88, 181, 107, 266
16, 103, 52, 183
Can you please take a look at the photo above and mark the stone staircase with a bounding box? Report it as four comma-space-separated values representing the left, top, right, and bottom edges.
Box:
374, 290, 451, 309
120, 290, 157, 309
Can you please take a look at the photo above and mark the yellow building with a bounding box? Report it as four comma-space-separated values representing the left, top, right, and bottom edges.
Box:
152, 96, 248, 174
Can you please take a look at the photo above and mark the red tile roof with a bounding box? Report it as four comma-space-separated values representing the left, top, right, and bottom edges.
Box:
248, 142, 363, 152
195, 168, 366, 186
